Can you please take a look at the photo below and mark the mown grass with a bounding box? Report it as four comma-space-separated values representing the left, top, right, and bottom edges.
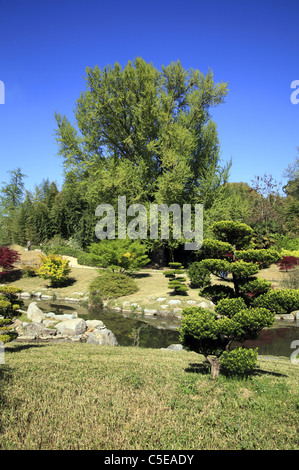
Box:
0, 342, 298, 450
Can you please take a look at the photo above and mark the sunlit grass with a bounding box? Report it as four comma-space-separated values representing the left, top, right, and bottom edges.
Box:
0, 342, 298, 450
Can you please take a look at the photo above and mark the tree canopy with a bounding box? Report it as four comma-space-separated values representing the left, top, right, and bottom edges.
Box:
55, 57, 230, 211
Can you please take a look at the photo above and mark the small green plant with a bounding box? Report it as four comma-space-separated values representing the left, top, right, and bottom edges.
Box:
164, 262, 188, 295
21, 265, 37, 277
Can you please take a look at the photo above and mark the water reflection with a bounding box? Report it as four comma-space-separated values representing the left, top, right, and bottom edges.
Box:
24, 300, 299, 356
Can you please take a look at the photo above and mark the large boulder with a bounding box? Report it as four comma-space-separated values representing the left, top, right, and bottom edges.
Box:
27, 302, 45, 323
55, 318, 87, 336
23, 322, 46, 338
86, 328, 118, 346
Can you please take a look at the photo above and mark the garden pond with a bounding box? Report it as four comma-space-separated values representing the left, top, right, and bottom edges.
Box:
24, 299, 299, 358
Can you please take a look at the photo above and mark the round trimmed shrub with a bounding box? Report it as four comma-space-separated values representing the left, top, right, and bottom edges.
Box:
88, 272, 138, 300
188, 262, 211, 288
220, 347, 258, 376
253, 289, 299, 315
199, 284, 236, 304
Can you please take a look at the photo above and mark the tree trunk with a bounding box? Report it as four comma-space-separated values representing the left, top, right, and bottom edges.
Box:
207, 356, 221, 379
232, 272, 239, 296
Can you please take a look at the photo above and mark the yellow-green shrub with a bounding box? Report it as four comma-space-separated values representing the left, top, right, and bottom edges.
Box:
37, 254, 71, 287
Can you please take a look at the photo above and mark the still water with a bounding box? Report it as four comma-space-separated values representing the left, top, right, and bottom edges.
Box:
30, 300, 299, 357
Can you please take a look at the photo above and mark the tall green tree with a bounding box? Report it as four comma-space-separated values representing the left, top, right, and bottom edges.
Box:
54, 59, 230, 251
0, 168, 27, 243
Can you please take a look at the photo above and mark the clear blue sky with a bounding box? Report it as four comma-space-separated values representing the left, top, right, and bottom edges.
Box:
0, 0, 298, 193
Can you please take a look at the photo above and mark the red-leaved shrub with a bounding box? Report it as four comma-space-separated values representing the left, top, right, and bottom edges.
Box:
276, 255, 299, 272
0, 247, 20, 270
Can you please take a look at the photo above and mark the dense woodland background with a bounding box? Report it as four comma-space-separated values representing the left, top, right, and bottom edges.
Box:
0, 59, 298, 263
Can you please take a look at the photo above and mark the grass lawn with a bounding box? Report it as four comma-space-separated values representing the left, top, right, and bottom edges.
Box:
0, 342, 298, 450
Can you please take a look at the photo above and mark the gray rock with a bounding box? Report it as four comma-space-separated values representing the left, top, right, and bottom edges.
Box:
167, 344, 183, 350
186, 300, 197, 305
55, 318, 87, 336
86, 320, 106, 330
161, 344, 183, 351
168, 299, 182, 305
156, 297, 167, 302
23, 322, 45, 338
173, 308, 182, 315
53, 313, 77, 321
39, 327, 57, 337
43, 319, 58, 328
27, 302, 45, 323
144, 309, 157, 316
198, 301, 208, 308
86, 329, 118, 346
41, 295, 52, 300
281, 314, 295, 321
159, 309, 171, 316
292, 311, 299, 321
20, 292, 31, 298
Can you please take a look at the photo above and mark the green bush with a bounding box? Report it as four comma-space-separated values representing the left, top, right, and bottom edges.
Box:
163, 262, 188, 295
76, 252, 99, 267
238, 277, 272, 296
88, 272, 139, 300
37, 254, 71, 287
188, 262, 211, 288
0, 286, 23, 343
199, 284, 236, 304
21, 265, 37, 277
88, 239, 150, 272
220, 347, 258, 376
236, 248, 282, 268
211, 220, 254, 249
196, 239, 234, 260
253, 289, 299, 315
215, 297, 247, 318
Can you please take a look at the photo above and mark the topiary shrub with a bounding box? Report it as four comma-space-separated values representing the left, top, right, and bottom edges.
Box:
215, 297, 247, 317
0, 286, 23, 343
236, 248, 282, 269
199, 284, 236, 304
211, 220, 254, 249
163, 262, 188, 295
179, 303, 274, 378
253, 289, 299, 315
88, 272, 138, 301
196, 238, 234, 261
238, 277, 272, 299
188, 262, 211, 288
220, 347, 258, 376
